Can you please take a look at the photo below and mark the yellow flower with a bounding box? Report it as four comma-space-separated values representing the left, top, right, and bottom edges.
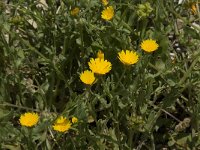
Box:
80, 70, 96, 85
97, 50, 104, 59
72, 117, 78, 123
118, 50, 139, 65
101, 0, 108, 6
19, 112, 39, 127
88, 58, 112, 75
191, 3, 197, 14
140, 39, 159, 52
71, 7, 80, 16
52, 116, 72, 132
101, 6, 114, 21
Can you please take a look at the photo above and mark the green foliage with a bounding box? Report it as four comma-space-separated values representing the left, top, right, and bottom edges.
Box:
0, 0, 200, 149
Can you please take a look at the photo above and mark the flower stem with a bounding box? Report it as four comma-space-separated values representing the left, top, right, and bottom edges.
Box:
115, 67, 127, 89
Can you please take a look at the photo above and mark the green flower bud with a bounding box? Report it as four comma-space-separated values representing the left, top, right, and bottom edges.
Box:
128, 114, 146, 132
10, 16, 24, 25
136, 2, 153, 19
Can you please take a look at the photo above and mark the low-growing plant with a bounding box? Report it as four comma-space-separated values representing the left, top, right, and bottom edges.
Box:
0, 0, 200, 149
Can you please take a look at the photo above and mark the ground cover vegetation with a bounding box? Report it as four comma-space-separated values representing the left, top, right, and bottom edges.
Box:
0, 0, 200, 149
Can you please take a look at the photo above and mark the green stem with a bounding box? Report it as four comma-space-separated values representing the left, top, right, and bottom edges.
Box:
149, 103, 181, 123
0, 103, 40, 112
178, 52, 200, 85
49, 128, 62, 149
27, 128, 34, 150
100, 77, 122, 148
115, 67, 127, 89
150, 134, 155, 150
167, 6, 200, 32
117, 7, 128, 27
128, 130, 134, 148
115, 16, 132, 31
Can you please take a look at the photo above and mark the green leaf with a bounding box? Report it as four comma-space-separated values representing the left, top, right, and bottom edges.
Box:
184, 26, 200, 39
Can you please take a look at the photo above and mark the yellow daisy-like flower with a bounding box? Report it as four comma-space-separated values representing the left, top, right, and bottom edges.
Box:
72, 117, 78, 124
71, 7, 80, 16
101, 0, 108, 6
140, 39, 159, 52
52, 116, 72, 132
101, 6, 114, 21
80, 70, 96, 85
97, 50, 104, 59
191, 3, 197, 15
118, 50, 139, 65
88, 58, 112, 75
19, 112, 39, 127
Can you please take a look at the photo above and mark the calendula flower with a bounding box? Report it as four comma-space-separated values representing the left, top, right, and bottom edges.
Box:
140, 39, 159, 52
19, 112, 39, 127
101, 0, 108, 6
191, 3, 197, 14
71, 7, 80, 16
97, 50, 104, 59
80, 70, 96, 85
88, 58, 112, 75
52, 116, 71, 132
101, 6, 114, 21
72, 117, 78, 123
118, 50, 139, 65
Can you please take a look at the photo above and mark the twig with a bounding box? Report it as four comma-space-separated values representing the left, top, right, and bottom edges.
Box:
149, 103, 181, 122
